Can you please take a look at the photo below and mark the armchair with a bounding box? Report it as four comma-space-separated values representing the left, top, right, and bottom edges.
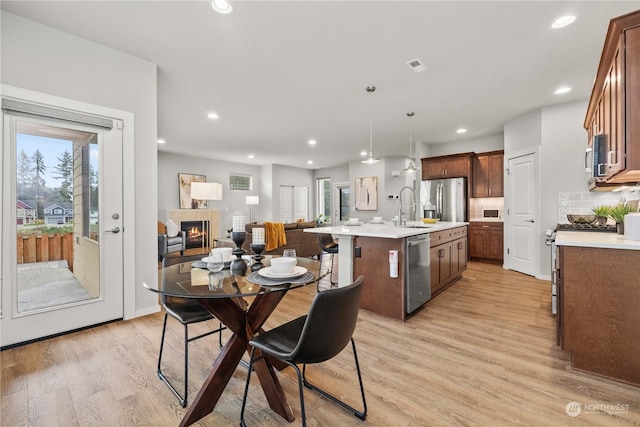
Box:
158, 221, 186, 261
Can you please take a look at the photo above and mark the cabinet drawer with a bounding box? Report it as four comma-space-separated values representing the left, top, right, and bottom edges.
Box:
430, 226, 467, 247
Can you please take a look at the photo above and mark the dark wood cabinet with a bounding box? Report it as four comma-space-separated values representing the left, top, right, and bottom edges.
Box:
469, 221, 503, 261
558, 245, 640, 386
421, 153, 473, 180
430, 226, 467, 296
585, 11, 640, 189
472, 151, 504, 197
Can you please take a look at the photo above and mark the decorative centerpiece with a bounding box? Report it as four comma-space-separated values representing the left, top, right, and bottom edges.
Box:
250, 227, 266, 271
315, 213, 330, 226
230, 216, 247, 275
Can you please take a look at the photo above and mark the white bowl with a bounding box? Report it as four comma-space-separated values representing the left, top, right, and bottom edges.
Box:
373, 216, 382, 221
212, 247, 233, 262
348, 218, 359, 224
270, 257, 297, 274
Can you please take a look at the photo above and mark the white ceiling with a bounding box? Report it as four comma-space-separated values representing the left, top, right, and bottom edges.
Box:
2, 1, 639, 169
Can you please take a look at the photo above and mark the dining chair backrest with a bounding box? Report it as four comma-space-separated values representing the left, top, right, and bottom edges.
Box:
290, 275, 364, 364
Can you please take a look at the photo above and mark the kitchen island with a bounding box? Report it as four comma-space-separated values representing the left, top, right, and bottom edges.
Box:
555, 231, 640, 387
305, 221, 468, 321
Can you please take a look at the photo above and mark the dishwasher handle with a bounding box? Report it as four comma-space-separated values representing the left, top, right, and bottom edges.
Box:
407, 236, 429, 246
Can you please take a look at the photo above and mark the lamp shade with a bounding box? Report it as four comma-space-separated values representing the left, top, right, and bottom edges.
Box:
245, 196, 259, 205
190, 182, 223, 200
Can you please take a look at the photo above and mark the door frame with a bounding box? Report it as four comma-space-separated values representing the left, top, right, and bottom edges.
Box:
504, 146, 540, 278
1, 85, 136, 339
332, 181, 349, 226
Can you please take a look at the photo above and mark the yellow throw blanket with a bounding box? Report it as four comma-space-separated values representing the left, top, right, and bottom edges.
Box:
264, 222, 287, 252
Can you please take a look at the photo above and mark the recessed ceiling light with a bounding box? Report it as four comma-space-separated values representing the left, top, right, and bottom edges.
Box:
456, 128, 467, 134
552, 15, 576, 29
248, 154, 254, 159
210, 0, 233, 15
308, 139, 316, 145
207, 112, 219, 120
307, 160, 313, 165
360, 150, 368, 157
555, 86, 572, 95
157, 139, 166, 144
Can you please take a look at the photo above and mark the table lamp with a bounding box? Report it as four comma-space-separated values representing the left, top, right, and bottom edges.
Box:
190, 182, 223, 252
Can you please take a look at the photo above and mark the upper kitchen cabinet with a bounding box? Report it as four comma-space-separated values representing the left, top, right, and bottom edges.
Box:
472, 151, 504, 198
421, 153, 473, 180
585, 10, 640, 190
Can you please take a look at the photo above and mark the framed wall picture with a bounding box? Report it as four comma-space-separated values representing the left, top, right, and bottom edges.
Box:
354, 176, 378, 211
178, 173, 207, 209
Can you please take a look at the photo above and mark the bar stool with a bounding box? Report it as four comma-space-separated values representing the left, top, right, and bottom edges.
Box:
318, 233, 338, 285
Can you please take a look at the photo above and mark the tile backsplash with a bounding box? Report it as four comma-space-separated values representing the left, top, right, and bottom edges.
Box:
469, 197, 504, 219
557, 188, 640, 224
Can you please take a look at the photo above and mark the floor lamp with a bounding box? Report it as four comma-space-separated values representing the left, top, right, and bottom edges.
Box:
190, 182, 223, 253
245, 196, 259, 223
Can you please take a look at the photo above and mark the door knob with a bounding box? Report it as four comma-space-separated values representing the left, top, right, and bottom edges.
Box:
525, 219, 535, 223
107, 227, 121, 234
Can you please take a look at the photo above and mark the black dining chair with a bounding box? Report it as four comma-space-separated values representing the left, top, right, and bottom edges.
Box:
317, 233, 338, 285
240, 275, 367, 427
157, 254, 226, 407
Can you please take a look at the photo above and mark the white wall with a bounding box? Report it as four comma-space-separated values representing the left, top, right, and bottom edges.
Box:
424, 134, 504, 157
1, 12, 158, 317
157, 151, 261, 233
504, 100, 592, 279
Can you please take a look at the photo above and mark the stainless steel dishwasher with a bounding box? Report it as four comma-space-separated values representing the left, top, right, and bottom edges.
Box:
405, 234, 431, 313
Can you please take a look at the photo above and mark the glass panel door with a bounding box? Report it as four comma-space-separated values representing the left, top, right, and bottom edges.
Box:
2, 110, 123, 347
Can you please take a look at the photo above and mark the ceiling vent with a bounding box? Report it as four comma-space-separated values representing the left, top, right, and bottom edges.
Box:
406, 58, 427, 73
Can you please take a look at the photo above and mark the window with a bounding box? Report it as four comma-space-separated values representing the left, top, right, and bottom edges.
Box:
316, 178, 331, 219
229, 173, 252, 191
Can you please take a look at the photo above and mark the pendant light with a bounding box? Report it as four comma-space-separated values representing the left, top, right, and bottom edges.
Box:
403, 111, 419, 174
361, 86, 381, 164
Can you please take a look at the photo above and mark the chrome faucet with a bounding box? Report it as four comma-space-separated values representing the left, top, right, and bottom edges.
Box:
398, 186, 416, 226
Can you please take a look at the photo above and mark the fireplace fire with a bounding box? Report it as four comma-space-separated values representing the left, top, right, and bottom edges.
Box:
181, 220, 210, 249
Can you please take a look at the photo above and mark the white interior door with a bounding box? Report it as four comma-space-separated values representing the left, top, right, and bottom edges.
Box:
279, 185, 294, 222
293, 186, 308, 221
506, 151, 538, 276
1, 108, 124, 347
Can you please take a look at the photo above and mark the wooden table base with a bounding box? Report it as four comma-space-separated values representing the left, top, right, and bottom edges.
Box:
179, 291, 295, 427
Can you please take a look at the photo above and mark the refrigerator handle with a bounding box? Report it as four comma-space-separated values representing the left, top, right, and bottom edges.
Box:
436, 184, 442, 217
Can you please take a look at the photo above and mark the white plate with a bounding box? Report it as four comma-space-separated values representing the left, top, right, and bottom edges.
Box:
259, 266, 307, 279
343, 222, 364, 226
369, 220, 385, 224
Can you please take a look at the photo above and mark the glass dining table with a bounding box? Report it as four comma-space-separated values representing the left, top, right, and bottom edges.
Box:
143, 255, 324, 427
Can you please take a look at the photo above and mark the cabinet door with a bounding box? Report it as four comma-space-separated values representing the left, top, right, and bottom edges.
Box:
451, 237, 467, 275
487, 229, 504, 261
488, 153, 504, 197
472, 155, 489, 197
605, 39, 623, 178
422, 158, 444, 180
445, 156, 470, 178
468, 227, 486, 258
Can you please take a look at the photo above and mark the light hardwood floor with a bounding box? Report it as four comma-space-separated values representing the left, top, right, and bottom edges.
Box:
2, 261, 639, 426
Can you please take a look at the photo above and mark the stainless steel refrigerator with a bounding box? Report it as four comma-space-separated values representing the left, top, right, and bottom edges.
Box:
420, 177, 467, 222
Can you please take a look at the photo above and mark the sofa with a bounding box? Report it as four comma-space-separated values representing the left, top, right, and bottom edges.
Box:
242, 221, 322, 258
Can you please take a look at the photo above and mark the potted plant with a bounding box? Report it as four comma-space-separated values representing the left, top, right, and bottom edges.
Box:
591, 205, 611, 226
608, 202, 637, 234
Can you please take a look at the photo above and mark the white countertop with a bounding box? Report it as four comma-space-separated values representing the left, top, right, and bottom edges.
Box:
469, 218, 504, 222
555, 230, 640, 250
304, 221, 469, 239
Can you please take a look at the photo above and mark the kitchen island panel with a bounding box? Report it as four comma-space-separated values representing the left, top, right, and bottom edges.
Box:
353, 236, 406, 321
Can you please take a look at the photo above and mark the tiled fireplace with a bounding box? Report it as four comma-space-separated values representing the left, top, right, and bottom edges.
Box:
181, 220, 209, 249
167, 209, 221, 249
